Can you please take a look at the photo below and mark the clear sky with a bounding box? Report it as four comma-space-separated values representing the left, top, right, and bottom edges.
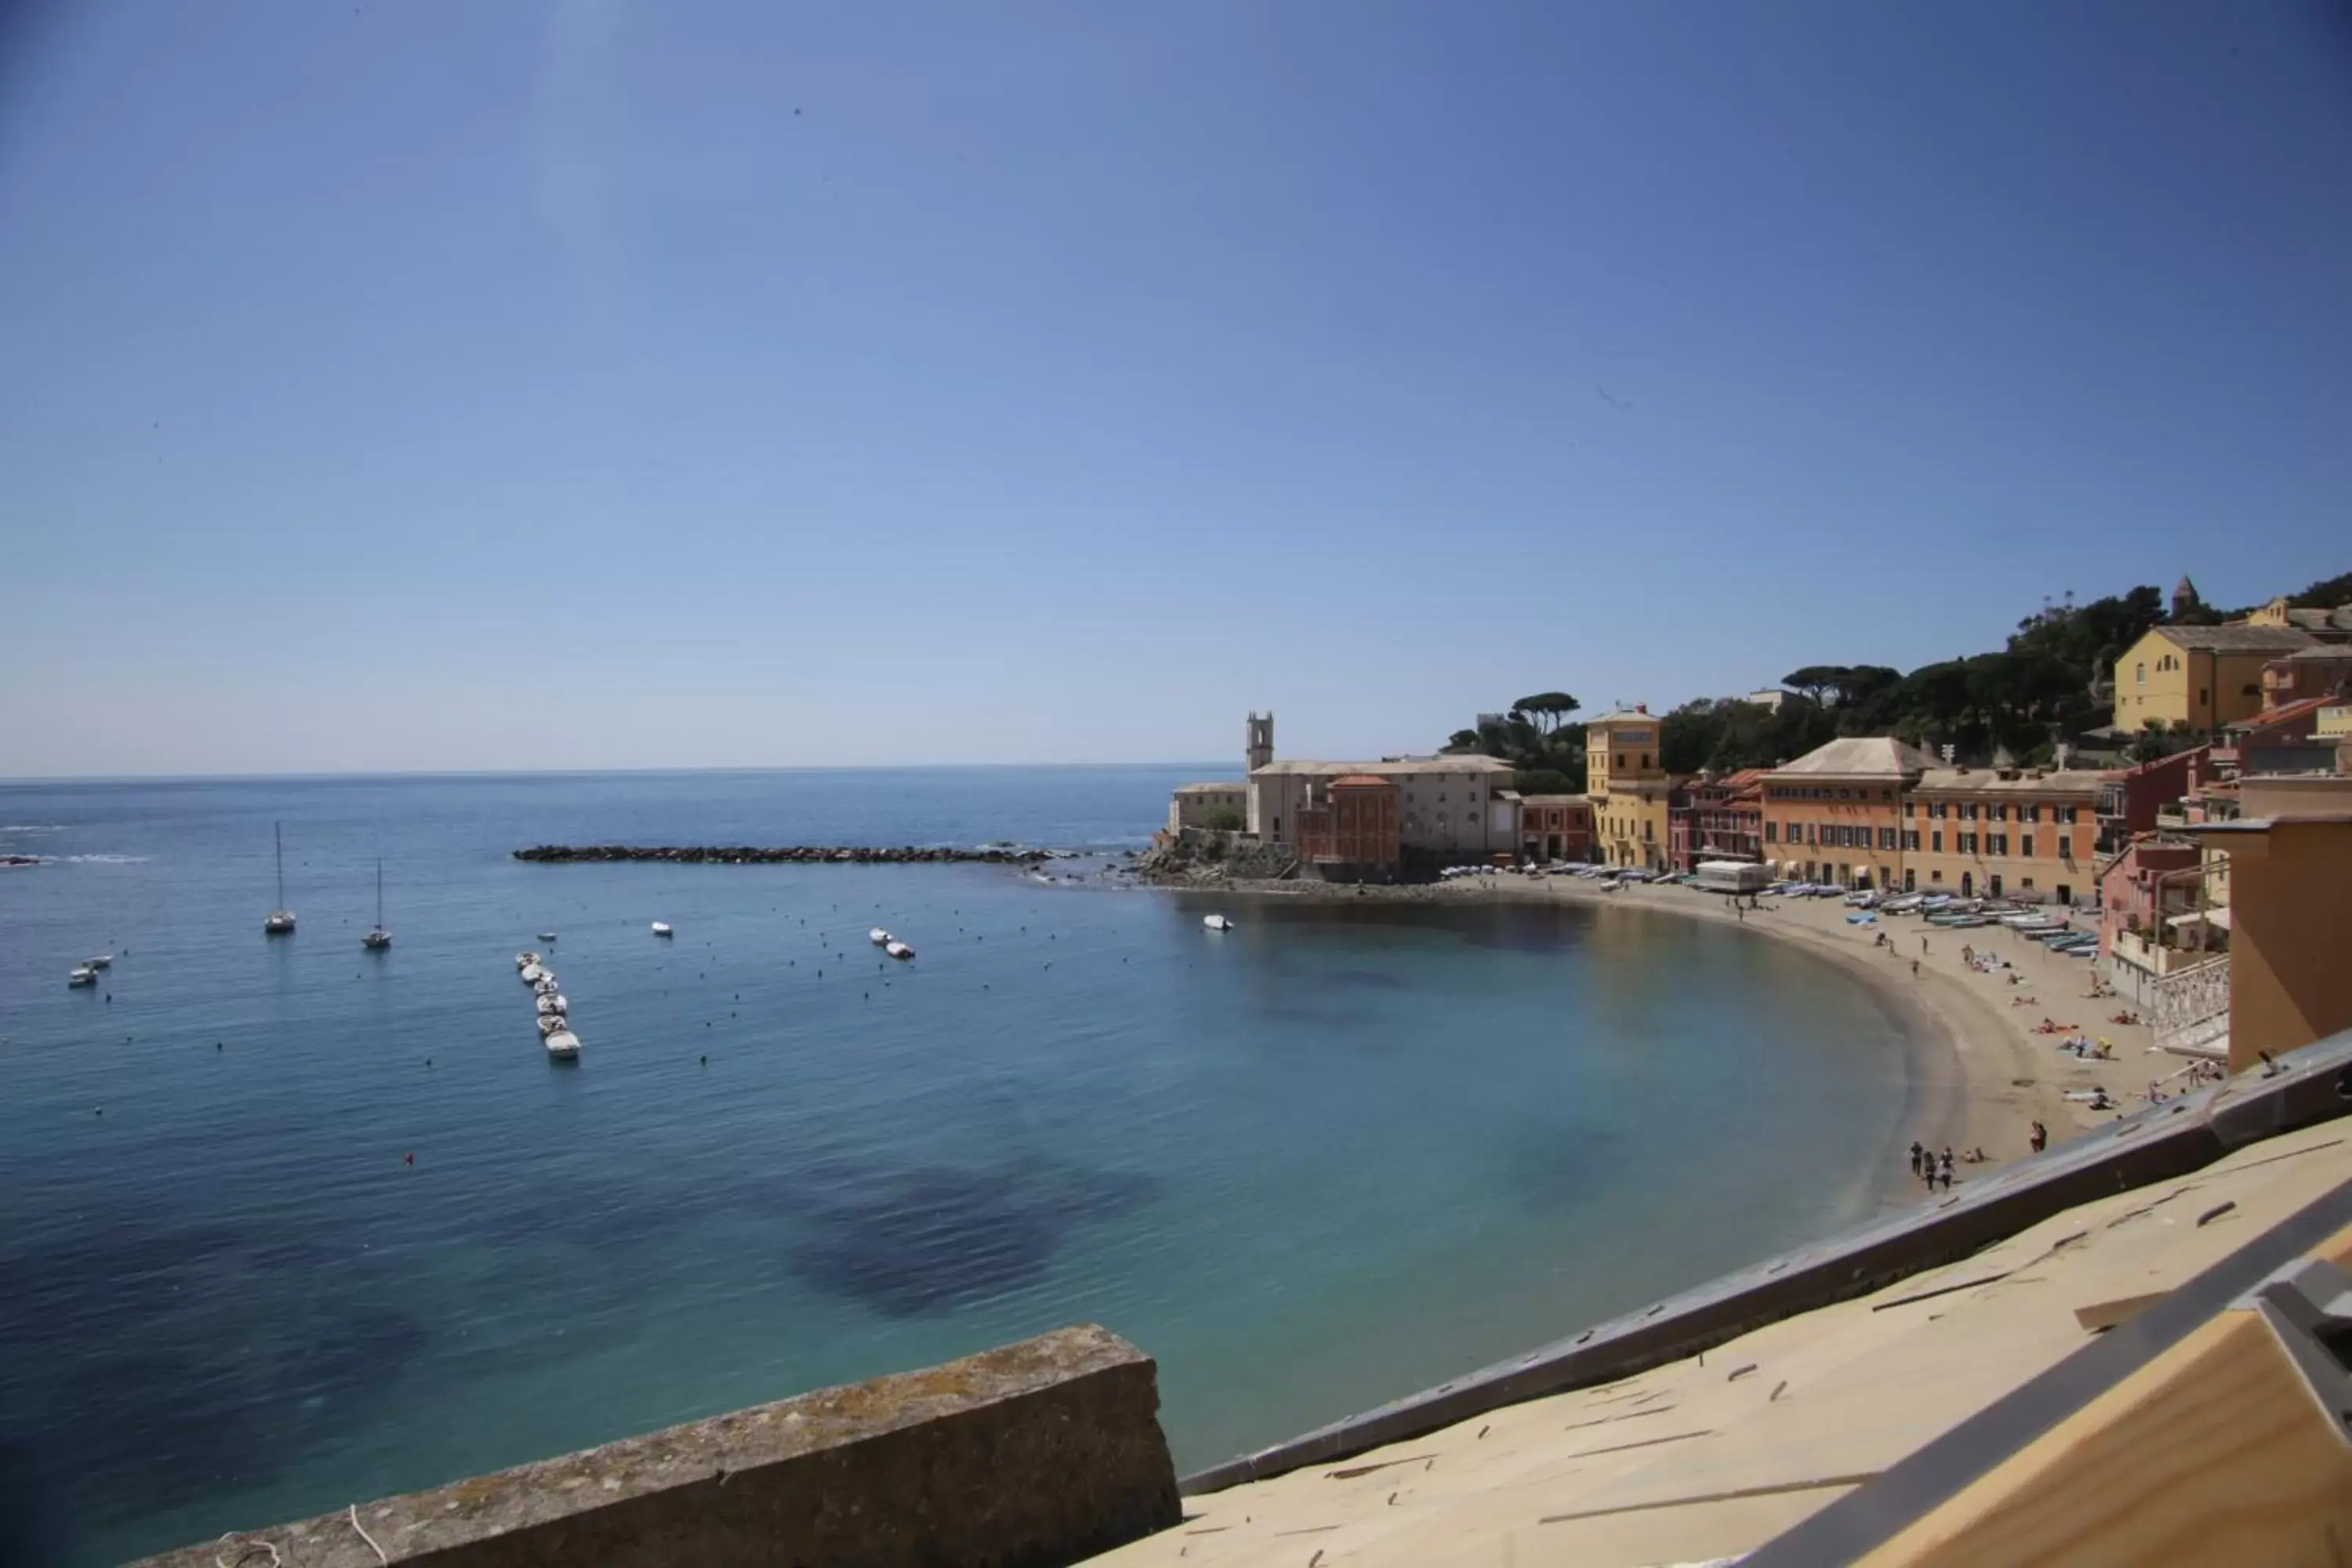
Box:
4, 1, 2349, 777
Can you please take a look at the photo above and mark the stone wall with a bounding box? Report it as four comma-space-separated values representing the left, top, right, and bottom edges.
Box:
136, 1324, 1180, 1568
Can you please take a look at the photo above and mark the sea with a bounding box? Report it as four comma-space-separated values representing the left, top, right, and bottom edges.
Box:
0, 768, 1921, 1565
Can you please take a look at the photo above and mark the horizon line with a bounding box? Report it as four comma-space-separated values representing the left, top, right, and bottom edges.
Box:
0, 760, 1241, 789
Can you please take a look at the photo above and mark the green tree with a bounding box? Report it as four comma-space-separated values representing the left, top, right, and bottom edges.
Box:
1511, 692, 1581, 735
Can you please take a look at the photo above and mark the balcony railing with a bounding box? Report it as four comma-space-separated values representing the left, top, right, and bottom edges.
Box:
2149, 954, 2230, 1058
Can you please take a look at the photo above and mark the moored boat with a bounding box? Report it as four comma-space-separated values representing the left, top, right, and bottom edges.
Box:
520, 963, 546, 984
651, 921, 673, 938
884, 939, 914, 960
87, 954, 112, 970
536, 993, 568, 1016
1203, 913, 1234, 931
543, 1028, 580, 1059
67, 965, 96, 987
869, 927, 891, 946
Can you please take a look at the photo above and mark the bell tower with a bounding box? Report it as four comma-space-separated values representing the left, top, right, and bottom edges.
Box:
1246, 712, 1274, 773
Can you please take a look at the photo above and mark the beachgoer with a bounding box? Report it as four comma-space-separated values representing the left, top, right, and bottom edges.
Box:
1909, 1141, 1924, 1178
2029, 1120, 2047, 1152
1911, 958, 1920, 978
1920, 936, 1929, 954
1939, 1150, 1955, 1190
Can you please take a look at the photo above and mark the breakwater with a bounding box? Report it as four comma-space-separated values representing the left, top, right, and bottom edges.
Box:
513, 843, 1056, 865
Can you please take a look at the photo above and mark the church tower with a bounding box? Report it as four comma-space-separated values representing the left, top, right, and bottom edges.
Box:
2172, 575, 2200, 619
1246, 712, 1274, 773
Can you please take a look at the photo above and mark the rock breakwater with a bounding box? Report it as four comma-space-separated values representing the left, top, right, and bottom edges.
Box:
514, 844, 1055, 866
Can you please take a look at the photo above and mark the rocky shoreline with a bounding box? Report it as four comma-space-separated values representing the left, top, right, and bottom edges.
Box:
513, 844, 1056, 866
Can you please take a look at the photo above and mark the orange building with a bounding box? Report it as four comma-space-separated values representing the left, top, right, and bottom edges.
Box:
1904, 765, 2104, 902
1760, 737, 1935, 890
1295, 774, 1400, 877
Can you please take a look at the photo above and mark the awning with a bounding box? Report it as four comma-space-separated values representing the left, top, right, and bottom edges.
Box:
2165, 907, 2233, 931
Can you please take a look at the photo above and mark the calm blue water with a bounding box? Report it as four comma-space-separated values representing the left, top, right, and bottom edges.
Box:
0, 769, 1919, 1564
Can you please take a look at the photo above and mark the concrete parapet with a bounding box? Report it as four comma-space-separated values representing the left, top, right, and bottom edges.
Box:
135, 1324, 1179, 1568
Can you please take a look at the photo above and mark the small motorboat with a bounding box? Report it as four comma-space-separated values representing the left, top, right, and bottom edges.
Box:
520, 964, 546, 984
516, 952, 542, 969
651, 922, 673, 938
884, 940, 914, 960
869, 927, 891, 946
263, 822, 296, 935
534, 977, 561, 996
1203, 913, 1234, 931
537, 1014, 568, 1036
537, 931, 557, 942
87, 954, 113, 970
543, 1029, 580, 1060
67, 965, 96, 987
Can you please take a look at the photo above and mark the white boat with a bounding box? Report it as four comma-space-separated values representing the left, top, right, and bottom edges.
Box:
534, 977, 561, 996
263, 821, 296, 935
67, 965, 96, 987
869, 927, 891, 945
885, 939, 914, 960
1203, 913, 1234, 931
537, 931, 557, 942
537, 1014, 568, 1036
543, 1029, 580, 1059
536, 993, 568, 1016
87, 954, 113, 970
516, 951, 542, 969
651, 922, 673, 938
362, 859, 391, 949
520, 964, 546, 984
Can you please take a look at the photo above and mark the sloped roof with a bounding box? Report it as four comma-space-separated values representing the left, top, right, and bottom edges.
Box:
1769, 735, 1939, 779
1173, 781, 1246, 793
1583, 710, 1658, 728
2149, 623, 2318, 653
1326, 774, 1396, 789
1913, 768, 2107, 798
1251, 757, 1515, 777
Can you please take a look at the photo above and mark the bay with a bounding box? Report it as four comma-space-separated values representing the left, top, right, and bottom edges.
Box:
0, 768, 1915, 1564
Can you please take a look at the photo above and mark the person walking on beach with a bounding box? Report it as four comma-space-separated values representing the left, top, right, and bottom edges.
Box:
1911, 958, 1921, 978
1938, 1149, 1955, 1190
2029, 1120, 2047, 1153
1920, 935, 1929, 955
1909, 1140, 1924, 1179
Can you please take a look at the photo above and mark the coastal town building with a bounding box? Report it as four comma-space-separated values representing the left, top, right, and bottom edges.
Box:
2109, 622, 2318, 734
1759, 736, 1932, 890
2259, 644, 2352, 709
1517, 794, 1592, 863
1669, 768, 1766, 870
2180, 773, 2352, 1073
2244, 594, 2352, 642
2096, 835, 2212, 1009
1292, 775, 1402, 877
1165, 782, 1247, 835
2094, 746, 2206, 858
1904, 764, 2105, 903
1235, 714, 1520, 862
1584, 710, 1673, 871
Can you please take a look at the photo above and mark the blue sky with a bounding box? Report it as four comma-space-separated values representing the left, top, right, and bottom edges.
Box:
4, 0, 2349, 776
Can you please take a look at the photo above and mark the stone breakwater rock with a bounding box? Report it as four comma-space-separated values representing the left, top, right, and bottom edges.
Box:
1131, 829, 1298, 884
514, 844, 1054, 866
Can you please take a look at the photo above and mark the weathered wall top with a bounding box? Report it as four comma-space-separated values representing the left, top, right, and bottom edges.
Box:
136, 1323, 1180, 1568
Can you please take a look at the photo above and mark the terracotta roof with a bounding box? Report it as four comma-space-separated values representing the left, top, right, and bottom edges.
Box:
1327, 774, 1396, 789
1912, 768, 2107, 797
1769, 736, 1938, 779
2149, 623, 2318, 653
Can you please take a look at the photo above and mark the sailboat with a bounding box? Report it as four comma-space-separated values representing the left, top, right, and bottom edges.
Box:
263, 822, 296, 935
362, 858, 390, 949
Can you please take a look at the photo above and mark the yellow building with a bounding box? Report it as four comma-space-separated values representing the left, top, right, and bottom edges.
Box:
2112, 623, 2316, 734
1904, 765, 2104, 904
1584, 710, 1672, 870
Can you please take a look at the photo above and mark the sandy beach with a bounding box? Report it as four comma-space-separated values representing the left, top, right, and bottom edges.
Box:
1154, 868, 2194, 1203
